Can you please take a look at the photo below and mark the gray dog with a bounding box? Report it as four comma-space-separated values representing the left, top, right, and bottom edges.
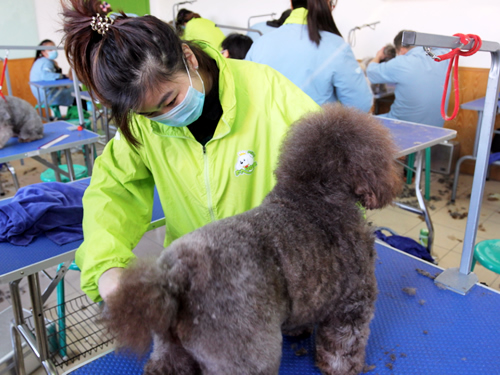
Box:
0, 96, 44, 149
103, 105, 402, 375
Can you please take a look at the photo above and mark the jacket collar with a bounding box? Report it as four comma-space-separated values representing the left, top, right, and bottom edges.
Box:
148, 41, 236, 140
284, 8, 308, 25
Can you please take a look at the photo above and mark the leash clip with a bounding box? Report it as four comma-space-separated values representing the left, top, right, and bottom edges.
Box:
423, 46, 441, 61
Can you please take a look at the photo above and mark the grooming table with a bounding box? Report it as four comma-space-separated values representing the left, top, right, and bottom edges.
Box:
61, 241, 500, 375
0, 121, 99, 182
30, 79, 74, 122
380, 118, 456, 256
451, 94, 500, 201
0, 177, 165, 375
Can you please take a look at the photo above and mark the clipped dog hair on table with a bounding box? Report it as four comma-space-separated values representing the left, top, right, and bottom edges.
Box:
103, 104, 403, 375
0, 96, 44, 149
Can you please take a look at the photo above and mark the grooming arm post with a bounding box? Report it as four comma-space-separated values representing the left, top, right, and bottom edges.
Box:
402, 31, 500, 294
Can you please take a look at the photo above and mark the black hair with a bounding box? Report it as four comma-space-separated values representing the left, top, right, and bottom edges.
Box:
61, 0, 214, 147
266, 9, 292, 28
291, 0, 342, 45
175, 8, 200, 35
34, 39, 55, 62
221, 34, 253, 60
394, 30, 415, 52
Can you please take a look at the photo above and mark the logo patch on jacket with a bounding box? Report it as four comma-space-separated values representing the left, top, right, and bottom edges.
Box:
235, 150, 257, 176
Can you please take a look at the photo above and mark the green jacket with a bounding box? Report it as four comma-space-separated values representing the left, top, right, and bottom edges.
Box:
183, 18, 226, 50
76, 42, 320, 302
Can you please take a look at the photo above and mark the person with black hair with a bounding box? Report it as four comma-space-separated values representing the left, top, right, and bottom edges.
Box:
366, 30, 449, 127
221, 33, 253, 59
29, 39, 74, 107
246, 0, 372, 111
176, 8, 225, 50
247, 9, 292, 42
60, 0, 320, 303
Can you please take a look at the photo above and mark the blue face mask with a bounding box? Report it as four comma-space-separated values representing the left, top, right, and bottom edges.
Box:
47, 50, 58, 60
149, 61, 205, 127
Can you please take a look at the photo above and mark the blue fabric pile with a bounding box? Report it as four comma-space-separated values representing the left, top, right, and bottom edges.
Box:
0, 182, 86, 246
375, 228, 434, 263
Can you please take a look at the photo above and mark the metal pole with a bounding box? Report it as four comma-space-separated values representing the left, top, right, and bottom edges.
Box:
215, 24, 263, 36
247, 13, 276, 29
402, 31, 500, 294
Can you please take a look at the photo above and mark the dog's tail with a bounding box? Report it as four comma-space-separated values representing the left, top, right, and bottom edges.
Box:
102, 258, 184, 354
275, 104, 402, 209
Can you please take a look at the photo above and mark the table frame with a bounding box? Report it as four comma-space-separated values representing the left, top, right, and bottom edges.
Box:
451, 96, 500, 201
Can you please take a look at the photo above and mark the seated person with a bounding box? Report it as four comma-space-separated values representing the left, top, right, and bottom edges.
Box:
29, 39, 74, 108
366, 30, 449, 127
176, 9, 225, 50
221, 34, 253, 59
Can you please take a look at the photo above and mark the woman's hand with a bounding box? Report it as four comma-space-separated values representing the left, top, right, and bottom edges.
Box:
98, 267, 124, 302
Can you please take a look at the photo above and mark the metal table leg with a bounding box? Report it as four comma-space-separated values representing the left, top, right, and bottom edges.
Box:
9, 280, 27, 375
28, 273, 59, 375
451, 111, 483, 202
50, 152, 61, 182
64, 149, 76, 181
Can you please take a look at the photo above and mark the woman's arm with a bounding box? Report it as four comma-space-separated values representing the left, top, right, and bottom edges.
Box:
76, 130, 155, 302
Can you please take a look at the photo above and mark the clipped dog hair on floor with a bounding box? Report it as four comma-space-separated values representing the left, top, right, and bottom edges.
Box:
0, 96, 44, 149
103, 104, 403, 375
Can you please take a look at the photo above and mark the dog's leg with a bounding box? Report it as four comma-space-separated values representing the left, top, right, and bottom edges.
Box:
190, 321, 283, 375
143, 333, 201, 375
315, 301, 375, 375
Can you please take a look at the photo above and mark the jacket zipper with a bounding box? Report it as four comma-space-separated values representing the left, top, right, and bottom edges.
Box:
203, 145, 216, 222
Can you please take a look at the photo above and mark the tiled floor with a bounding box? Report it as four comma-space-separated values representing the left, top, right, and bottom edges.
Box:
1, 152, 500, 374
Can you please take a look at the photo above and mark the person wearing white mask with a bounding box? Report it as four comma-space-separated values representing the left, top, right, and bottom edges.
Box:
29, 39, 75, 108
61, 0, 320, 304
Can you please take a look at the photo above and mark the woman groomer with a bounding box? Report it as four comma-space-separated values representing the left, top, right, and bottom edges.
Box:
61, 0, 320, 303
246, 0, 373, 112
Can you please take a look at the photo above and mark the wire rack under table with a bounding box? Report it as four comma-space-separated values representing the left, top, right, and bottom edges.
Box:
26, 294, 115, 367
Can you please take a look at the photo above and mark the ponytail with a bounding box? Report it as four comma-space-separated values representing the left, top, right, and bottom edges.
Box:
292, 0, 342, 46
61, 0, 188, 147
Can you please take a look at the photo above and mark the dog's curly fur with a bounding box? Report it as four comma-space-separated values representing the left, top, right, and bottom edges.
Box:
0, 96, 44, 149
103, 104, 402, 375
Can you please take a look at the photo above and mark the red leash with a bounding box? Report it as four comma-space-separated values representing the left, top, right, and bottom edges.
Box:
0, 51, 8, 102
425, 33, 482, 121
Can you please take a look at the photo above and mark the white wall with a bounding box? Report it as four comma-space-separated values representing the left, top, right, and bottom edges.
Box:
28, 0, 500, 69
0, 0, 39, 59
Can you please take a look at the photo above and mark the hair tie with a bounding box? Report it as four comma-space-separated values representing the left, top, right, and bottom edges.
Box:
90, 13, 114, 35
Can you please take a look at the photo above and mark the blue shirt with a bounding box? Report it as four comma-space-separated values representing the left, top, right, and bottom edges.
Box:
247, 21, 279, 42
245, 8, 373, 111
29, 57, 74, 107
366, 47, 449, 127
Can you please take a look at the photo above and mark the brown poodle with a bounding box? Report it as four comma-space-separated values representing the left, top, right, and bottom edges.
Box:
103, 104, 402, 375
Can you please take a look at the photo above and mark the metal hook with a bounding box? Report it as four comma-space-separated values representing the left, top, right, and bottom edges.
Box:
423, 46, 441, 61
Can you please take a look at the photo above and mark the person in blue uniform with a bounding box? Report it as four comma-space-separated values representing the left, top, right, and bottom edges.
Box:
246, 0, 372, 112
29, 40, 74, 108
366, 30, 449, 127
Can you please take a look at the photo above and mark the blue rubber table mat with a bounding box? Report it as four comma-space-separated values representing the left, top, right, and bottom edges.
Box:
64, 242, 500, 374
0, 178, 164, 283
0, 122, 98, 163
379, 118, 455, 158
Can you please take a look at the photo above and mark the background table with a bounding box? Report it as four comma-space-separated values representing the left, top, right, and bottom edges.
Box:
451, 94, 500, 201
62, 241, 500, 375
0, 121, 99, 182
380, 117, 457, 255
29, 79, 74, 122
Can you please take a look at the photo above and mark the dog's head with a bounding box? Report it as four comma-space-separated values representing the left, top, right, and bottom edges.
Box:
274, 104, 402, 210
